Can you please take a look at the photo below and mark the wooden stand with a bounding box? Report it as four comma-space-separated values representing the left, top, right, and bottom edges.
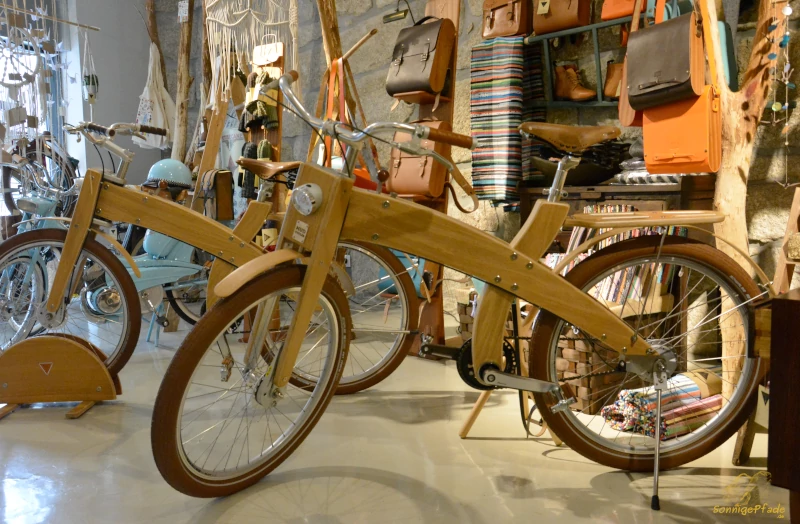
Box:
0, 335, 120, 420
408, 0, 462, 356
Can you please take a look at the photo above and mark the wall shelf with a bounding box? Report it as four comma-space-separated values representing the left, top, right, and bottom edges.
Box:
524, 16, 636, 108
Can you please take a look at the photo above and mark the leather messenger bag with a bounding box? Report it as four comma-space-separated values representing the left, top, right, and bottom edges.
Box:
482, 0, 531, 38
626, 12, 704, 111
386, 16, 456, 98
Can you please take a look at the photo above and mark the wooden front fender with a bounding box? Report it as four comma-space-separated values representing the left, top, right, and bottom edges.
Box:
214, 249, 303, 298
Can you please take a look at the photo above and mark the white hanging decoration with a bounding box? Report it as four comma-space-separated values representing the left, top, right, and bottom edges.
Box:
178, 0, 190, 23
204, 0, 295, 107
81, 30, 98, 104
133, 43, 176, 150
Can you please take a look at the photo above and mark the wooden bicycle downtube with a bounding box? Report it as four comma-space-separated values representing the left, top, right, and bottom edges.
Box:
471, 200, 571, 371
46, 169, 103, 313
271, 168, 354, 388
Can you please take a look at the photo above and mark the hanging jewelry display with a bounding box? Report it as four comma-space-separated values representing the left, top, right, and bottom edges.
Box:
81, 29, 98, 104
204, 0, 298, 106
764, 0, 797, 187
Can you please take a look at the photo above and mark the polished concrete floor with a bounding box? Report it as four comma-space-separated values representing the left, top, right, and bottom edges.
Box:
0, 322, 790, 524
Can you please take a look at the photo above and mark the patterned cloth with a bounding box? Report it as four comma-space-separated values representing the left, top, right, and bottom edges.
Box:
470, 37, 545, 203
599, 374, 720, 440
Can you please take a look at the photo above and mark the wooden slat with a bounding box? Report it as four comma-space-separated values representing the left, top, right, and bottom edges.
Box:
46, 170, 102, 312
96, 183, 261, 267
340, 188, 653, 356
273, 165, 354, 387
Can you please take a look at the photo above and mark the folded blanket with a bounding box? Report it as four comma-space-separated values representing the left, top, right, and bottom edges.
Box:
600, 374, 703, 437
600, 373, 723, 440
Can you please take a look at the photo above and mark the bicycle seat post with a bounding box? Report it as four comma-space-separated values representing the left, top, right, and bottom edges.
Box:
546, 154, 580, 203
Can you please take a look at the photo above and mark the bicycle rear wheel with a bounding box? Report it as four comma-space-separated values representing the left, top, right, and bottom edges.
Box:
530, 236, 766, 471
151, 265, 349, 497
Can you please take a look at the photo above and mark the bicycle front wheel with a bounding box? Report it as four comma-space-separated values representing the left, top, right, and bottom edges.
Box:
151, 265, 350, 497
0, 229, 142, 375
530, 236, 766, 471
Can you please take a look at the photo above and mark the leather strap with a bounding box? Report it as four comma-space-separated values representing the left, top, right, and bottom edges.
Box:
445, 161, 479, 214
654, 0, 667, 24
697, 0, 719, 94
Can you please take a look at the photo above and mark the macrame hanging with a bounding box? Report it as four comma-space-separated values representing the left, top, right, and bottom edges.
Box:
81, 29, 98, 104
204, 0, 298, 107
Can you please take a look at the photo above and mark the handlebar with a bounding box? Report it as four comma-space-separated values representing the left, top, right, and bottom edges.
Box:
421, 126, 474, 150
138, 125, 168, 137
275, 71, 474, 151
86, 123, 115, 137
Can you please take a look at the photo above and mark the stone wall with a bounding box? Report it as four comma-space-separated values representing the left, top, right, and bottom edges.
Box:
155, 1, 800, 306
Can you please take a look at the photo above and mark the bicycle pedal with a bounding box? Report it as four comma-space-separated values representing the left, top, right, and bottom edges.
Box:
418, 343, 459, 360
551, 397, 577, 413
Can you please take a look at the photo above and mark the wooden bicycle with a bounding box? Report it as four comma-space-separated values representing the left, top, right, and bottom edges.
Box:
150, 72, 771, 499
0, 120, 417, 386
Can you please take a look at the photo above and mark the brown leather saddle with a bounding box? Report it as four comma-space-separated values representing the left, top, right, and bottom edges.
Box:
519, 122, 621, 155
237, 158, 302, 180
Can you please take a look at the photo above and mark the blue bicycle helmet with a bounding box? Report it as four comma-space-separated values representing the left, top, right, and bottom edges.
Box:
146, 159, 193, 188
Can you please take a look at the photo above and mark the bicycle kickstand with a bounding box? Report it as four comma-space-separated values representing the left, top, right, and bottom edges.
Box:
651, 360, 668, 511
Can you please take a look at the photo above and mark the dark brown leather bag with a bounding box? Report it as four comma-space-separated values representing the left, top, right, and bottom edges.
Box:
386, 16, 456, 97
533, 0, 591, 35
199, 169, 234, 221
482, 0, 531, 38
626, 12, 704, 111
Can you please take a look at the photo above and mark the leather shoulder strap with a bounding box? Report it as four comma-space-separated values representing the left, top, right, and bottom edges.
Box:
445, 160, 479, 214
697, 0, 719, 92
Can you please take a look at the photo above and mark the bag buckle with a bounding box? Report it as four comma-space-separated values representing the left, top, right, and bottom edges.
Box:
421, 42, 430, 62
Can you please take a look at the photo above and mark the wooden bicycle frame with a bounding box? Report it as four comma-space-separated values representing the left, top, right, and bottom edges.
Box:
253, 162, 654, 390
43, 169, 267, 315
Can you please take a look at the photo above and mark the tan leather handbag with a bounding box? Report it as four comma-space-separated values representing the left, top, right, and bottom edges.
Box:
387, 120, 478, 213
482, 0, 531, 39
388, 120, 450, 198
533, 0, 591, 35
385, 17, 456, 97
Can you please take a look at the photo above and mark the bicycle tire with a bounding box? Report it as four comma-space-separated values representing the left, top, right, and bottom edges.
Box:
151, 265, 349, 497
529, 236, 765, 471
165, 287, 204, 325
332, 241, 417, 395
0, 229, 142, 375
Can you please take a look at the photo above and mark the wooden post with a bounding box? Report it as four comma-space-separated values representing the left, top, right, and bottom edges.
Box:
171, 0, 196, 161
145, 0, 169, 89
707, 0, 783, 269
201, 0, 213, 96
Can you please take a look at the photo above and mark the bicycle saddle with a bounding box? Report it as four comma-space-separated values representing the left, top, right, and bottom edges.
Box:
237, 158, 302, 179
519, 123, 621, 155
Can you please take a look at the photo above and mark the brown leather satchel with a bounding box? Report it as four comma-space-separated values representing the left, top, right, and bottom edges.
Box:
387, 120, 478, 213
533, 0, 591, 35
386, 16, 456, 97
482, 0, 531, 39
199, 169, 234, 221
626, 12, 704, 111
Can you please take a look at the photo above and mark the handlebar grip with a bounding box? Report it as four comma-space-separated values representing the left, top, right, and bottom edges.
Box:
422, 126, 474, 150
86, 123, 115, 137
139, 125, 168, 136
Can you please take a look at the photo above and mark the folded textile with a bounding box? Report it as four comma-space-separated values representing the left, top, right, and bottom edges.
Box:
600, 374, 702, 435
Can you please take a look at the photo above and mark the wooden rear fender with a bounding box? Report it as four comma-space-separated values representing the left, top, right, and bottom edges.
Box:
214, 249, 302, 298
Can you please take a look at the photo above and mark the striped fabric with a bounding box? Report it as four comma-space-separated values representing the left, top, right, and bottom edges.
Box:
470, 37, 545, 204
600, 375, 723, 440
